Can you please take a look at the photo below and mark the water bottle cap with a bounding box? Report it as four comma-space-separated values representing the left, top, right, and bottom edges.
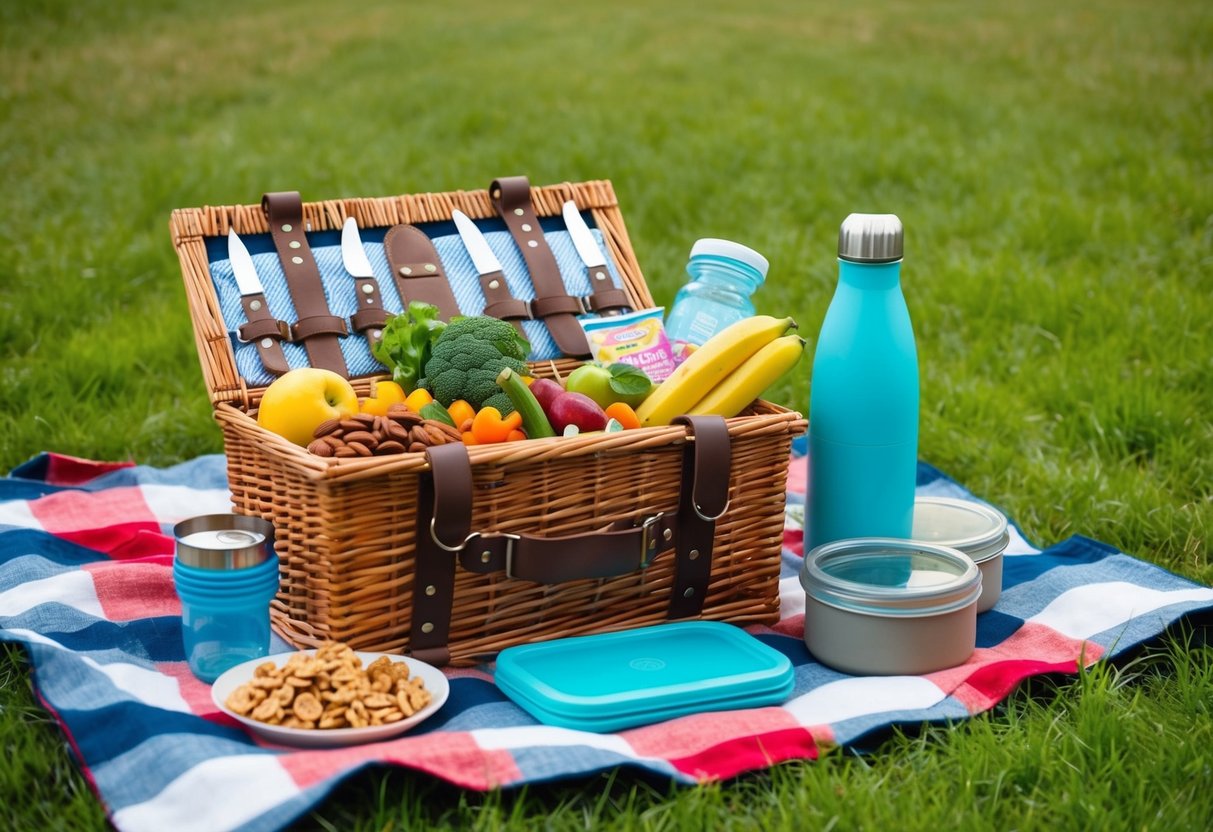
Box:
688, 238, 770, 278
838, 214, 904, 263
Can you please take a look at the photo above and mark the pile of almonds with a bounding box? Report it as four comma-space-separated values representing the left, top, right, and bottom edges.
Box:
306, 404, 461, 457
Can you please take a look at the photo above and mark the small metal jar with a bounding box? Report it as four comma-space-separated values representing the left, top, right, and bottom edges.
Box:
799, 538, 982, 675
912, 497, 1009, 613
173, 514, 278, 683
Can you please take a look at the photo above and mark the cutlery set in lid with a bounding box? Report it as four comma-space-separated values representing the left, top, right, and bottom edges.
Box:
222, 176, 632, 381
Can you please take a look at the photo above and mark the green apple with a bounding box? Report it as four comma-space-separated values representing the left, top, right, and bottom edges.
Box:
564, 362, 653, 409
256, 368, 359, 446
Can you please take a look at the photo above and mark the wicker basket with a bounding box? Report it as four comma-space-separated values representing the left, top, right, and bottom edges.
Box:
170, 180, 806, 665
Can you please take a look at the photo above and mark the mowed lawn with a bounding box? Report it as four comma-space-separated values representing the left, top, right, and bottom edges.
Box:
1, 0, 1210, 829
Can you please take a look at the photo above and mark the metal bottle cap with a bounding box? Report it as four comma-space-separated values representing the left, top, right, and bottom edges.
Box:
838, 213, 904, 263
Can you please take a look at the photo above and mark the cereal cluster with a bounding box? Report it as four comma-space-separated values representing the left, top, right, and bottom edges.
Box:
224, 642, 432, 730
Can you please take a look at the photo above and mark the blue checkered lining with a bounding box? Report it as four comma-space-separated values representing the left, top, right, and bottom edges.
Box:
205, 217, 628, 387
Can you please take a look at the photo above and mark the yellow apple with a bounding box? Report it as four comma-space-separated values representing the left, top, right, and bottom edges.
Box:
257, 368, 359, 446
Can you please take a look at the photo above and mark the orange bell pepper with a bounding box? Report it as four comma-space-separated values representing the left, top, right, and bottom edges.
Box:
404, 387, 434, 412
360, 380, 408, 416
471, 407, 523, 444
447, 399, 476, 428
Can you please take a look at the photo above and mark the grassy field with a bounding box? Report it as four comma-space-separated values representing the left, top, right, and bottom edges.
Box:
1, 0, 1211, 828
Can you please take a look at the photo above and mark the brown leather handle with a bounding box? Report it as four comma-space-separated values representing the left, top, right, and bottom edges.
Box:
261, 192, 349, 376
490, 176, 590, 357
236, 293, 291, 376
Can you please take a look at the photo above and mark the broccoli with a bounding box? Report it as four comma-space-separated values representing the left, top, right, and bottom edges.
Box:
419, 316, 530, 413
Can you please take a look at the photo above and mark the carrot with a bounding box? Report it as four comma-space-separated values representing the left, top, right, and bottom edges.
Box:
604, 401, 641, 430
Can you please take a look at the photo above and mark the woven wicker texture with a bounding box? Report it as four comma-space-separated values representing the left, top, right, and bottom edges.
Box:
172, 180, 806, 663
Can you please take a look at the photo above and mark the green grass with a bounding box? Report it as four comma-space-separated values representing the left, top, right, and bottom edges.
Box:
1, 0, 1211, 828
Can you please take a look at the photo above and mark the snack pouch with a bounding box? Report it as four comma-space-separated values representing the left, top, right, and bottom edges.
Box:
579, 308, 679, 383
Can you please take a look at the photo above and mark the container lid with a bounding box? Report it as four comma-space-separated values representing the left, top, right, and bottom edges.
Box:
688, 238, 770, 279
838, 213, 903, 263
173, 514, 275, 570
494, 621, 793, 732
800, 538, 981, 617
912, 497, 1009, 563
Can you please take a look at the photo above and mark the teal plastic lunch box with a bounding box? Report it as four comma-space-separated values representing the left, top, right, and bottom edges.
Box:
494, 621, 794, 732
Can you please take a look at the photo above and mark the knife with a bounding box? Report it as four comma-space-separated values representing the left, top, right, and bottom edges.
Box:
228, 229, 291, 376
561, 200, 631, 316
340, 217, 389, 349
451, 210, 531, 336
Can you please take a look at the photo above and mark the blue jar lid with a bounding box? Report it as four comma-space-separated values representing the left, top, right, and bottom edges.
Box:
495, 621, 793, 732
688, 238, 769, 280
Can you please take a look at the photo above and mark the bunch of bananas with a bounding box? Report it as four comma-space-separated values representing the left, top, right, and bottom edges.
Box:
636, 315, 805, 426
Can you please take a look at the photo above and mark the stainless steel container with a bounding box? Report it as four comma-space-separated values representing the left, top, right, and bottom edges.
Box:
912, 497, 1009, 613
799, 538, 981, 675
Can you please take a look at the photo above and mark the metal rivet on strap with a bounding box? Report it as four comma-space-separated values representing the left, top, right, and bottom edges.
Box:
249, 299, 262, 311
281, 223, 292, 232
371, 329, 381, 339
481, 550, 491, 563
425, 263, 437, 273
689, 548, 700, 560
488, 279, 500, 290
527, 240, 538, 248
425, 585, 436, 596
399, 266, 412, 276
513, 208, 525, 216
291, 256, 303, 265
289, 240, 301, 249
594, 270, 607, 281
521, 223, 532, 232
421, 622, 434, 634
683, 588, 695, 598
260, 337, 272, 349
362, 283, 374, 295
491, 188, 501, 199
663, 528, 673, 542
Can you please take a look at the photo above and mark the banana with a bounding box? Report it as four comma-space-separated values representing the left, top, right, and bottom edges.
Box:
637, 315, 796, 427
687, 334, 807, 418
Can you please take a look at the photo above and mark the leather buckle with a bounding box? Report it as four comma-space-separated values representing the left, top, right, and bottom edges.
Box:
639, 513, 664, 569
236, 319, 293, 344
497, 534, 523, 578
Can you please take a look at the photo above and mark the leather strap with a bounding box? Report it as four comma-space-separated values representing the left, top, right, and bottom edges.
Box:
667, 415, 731, 619
236, 295, 290, 376
261, 192, 349, 375
455, 514, 675, 582
383, 225, 462, 321
409, 442, 473, 666
490, 176, 590, 357
342, 224, 388, 348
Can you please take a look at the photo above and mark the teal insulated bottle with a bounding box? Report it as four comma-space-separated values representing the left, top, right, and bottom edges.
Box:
807, 214, 919, 550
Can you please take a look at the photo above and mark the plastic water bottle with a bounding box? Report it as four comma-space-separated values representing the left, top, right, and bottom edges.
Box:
807, 214, 919, 550
664, 238, 768, 362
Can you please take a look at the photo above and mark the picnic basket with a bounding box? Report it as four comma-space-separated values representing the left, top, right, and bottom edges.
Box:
169, 179, 806, 666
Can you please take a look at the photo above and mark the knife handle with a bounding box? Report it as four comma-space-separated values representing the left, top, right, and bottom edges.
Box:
349, 276, 389, 348
237, 294, 291, 376
478, 270, 531, 338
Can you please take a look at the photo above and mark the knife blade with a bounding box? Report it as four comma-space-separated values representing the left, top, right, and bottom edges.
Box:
340, 217, 388, 347
561, 200, 630, 317
451, 210, 505, 276
228, 229, 290, 376
451, 210, 530, 337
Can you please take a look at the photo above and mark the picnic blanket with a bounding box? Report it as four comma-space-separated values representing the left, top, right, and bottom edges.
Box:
2, 450, 1211, 832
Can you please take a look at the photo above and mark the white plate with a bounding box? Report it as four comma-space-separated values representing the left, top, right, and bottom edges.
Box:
211, 650, 449, 748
